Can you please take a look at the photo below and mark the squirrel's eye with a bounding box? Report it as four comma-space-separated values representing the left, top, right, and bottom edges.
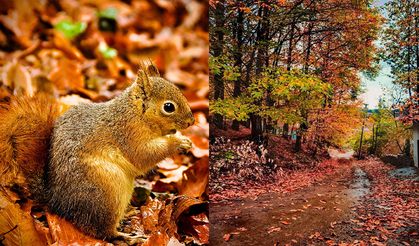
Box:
163, 102, 175, 113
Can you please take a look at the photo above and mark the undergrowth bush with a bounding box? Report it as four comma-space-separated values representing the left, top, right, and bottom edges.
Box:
210, 137, 275, 181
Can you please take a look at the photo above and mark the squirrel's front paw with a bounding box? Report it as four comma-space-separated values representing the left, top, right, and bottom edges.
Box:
175, 136, 192, 153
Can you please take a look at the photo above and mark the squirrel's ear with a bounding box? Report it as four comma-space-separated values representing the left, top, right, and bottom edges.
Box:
134, 69, 152, 99
133, 60, 160, 99
146, 63, 160, 77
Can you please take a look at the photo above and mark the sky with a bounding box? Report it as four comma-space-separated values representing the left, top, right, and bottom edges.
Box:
359, 0, 392, 109
359, 62, 393, 109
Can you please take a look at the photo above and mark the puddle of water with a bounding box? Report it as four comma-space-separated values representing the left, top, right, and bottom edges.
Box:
389, 167, 419, 181
349, 167, 370, 200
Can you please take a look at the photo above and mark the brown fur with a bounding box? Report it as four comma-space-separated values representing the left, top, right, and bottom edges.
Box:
0, 95, 60, 201
47, 63, 195, 239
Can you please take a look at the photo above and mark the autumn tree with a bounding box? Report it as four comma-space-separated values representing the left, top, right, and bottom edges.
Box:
210, 0, 382, 151
382, 0, 419, 97
382, 0, 418, 123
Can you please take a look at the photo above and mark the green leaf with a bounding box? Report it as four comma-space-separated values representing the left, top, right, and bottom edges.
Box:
54, 20, 87, 39
98, 7, 118, 20
99, 42, 118, 59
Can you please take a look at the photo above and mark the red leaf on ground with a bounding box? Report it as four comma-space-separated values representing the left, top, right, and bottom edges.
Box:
223, 233, 231, 241
267, 226, 282, 234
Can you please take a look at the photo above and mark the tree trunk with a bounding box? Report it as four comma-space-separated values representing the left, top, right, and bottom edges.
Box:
232, 7, 244, 131
251, 4, 269, 141
406, 0, 412, 97
304, 17, 313, 73
283, 123, 289, 138
371, 124, 376, 155
294, 135, 302, 151
415, 1, 419, 94
212, 2, 225, 129
286, 18, 295, 71
294, 121, 307, 152
251, 114, 263, 142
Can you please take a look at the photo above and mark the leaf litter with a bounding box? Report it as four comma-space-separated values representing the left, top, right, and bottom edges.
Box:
0, 0, 208, 245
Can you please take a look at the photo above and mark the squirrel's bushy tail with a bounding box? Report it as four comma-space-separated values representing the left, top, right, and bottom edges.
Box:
0, 95, 60, 201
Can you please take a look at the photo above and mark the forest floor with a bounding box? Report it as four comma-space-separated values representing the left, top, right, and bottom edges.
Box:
210, 158, 418, 245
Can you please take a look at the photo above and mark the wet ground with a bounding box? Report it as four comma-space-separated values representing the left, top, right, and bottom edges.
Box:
210, 164, 371, 245
389, 167, 419, 181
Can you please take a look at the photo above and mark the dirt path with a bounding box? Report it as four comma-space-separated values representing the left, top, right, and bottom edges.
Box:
210, 163, 371, 245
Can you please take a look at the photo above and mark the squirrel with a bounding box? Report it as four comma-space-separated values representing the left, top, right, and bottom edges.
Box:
0, 62, 195, 240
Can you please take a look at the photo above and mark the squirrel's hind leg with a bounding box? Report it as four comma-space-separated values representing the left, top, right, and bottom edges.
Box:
48, 180, 125, 241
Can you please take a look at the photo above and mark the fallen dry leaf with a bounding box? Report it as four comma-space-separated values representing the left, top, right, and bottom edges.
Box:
49, 57, 84, 92
46, 213, 108, 245
267, 226, 282, 234
1, 61, 33, 96
0, 0, 41, 47
223, 233, 231, 242
0, 191, 46, 246
178, 157, 209, 198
